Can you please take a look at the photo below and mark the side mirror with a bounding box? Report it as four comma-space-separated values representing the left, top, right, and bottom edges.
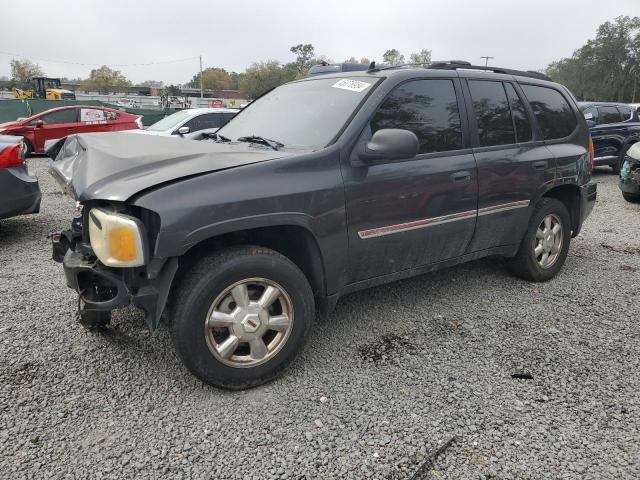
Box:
177, 126, 190, 135
360, 129, 419, 163
35, 119, 44, 128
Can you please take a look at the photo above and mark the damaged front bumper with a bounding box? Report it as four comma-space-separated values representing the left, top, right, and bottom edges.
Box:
52, 230, 177, 332
619, 159, 640, 197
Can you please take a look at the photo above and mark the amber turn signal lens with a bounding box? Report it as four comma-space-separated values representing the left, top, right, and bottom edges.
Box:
108, 227, 138, 262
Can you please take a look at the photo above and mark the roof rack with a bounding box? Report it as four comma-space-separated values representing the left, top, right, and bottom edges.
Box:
428, 61, 551, 81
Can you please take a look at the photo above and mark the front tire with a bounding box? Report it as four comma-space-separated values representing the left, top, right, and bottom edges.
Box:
171, 246, 314, 389
507, 198, 571, 282
622, 192, 640, 203
22, 139, 33, 158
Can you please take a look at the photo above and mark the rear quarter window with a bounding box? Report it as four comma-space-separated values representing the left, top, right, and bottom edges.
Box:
520, 85, 577, 140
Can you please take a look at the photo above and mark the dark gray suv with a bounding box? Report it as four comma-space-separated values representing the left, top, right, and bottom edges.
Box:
50, 62, 597, 389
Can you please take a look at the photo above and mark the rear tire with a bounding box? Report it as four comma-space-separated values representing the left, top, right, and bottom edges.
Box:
171, 246, 314, 390
22, 139, 33, 158
507, 198, 571, 282
622, 192, 640, 203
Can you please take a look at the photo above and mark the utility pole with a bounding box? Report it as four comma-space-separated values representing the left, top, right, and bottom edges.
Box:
480, 56, 494, 68
199, 55, 203, 99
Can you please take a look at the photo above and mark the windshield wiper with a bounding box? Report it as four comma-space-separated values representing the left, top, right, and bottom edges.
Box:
213, 133, 231, 142
236, 135, 283, 151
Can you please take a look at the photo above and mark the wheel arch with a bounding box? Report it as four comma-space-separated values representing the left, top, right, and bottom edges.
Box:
542, 184, 581, 236
175, 223, 328, 301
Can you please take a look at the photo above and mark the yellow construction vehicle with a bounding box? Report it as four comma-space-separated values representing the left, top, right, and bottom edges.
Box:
12, 77, 76, 100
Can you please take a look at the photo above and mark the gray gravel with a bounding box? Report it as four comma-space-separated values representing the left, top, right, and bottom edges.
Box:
1, 159, 639, 479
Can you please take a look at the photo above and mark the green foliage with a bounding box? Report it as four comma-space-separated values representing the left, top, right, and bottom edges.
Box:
546, 16, 640, 102
187, 68, 233, 91
383, 49, 405, 66
10, 59, 44, 87
81, 65, 131, 94
409, 49, 432, 66
290, 43, 316, 75
239, 61, 295, 98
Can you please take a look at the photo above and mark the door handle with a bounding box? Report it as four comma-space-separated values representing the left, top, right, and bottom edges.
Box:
532, 160, 547, 170
450, 171, 471, 183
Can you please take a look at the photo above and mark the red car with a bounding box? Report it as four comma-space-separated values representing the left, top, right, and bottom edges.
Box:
0, 106, 142, 156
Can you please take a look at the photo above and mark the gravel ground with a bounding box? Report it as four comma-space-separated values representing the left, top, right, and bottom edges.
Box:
1, 159, 639, 480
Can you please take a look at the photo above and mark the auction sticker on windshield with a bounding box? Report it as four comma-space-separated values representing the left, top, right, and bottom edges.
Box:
332, 79, 371, 92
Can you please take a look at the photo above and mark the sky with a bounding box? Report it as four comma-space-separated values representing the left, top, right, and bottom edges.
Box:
0, 0, 638, 85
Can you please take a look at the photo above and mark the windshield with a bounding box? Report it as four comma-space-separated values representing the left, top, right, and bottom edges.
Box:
217, 77, 378, 149
146, 110, 195, 131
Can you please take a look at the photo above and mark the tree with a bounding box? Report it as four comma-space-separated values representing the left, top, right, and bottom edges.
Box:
546, 16, 640, 102
344, 56, 358, 63
81, 65, 131, 94
383, 49, 405, 66
187, 67, 233, 91
239, 61, 291, 98
139, 80, 164, 87
360, 57, 371, 65
290, 43, 315, 75
409, 49, 432, 66
10, 59, 43, 86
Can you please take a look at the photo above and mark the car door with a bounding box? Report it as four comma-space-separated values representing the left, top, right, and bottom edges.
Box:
593, 106, 624, 158
31, 108, 79, 152
341, 78, 478, 283
462, 79, 553, 252
77, 108, 111, 134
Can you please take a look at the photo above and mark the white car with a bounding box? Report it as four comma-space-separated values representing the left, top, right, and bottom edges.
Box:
134, 108, 239, 137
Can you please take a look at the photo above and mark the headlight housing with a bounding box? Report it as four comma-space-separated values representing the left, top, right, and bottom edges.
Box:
88, 208, 146, 267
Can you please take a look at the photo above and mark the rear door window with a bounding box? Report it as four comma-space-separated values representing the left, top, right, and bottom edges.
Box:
598, 106, 622, 124
504, 83, 532, 143
371, 79, 463, 154
468, 80, 515, 146
520, 85, 577, 140
582, 106, 598, 124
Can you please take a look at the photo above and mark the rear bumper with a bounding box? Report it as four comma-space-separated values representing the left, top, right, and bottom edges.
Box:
574, 181, 597, 237
0, 168, 41, 219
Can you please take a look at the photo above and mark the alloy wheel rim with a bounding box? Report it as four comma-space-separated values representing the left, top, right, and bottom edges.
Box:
204, 278, 294, 368
534, 213, 563, 269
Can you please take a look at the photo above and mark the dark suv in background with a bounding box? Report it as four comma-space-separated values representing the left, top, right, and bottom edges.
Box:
579, 102, 640, 173
50, 61, 596, 389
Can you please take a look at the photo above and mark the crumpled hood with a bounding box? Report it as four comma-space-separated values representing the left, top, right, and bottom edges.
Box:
49, 132, 293, 202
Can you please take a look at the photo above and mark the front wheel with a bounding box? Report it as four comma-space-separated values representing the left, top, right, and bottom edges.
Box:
622, 192, 640, 203
507, 198, 571, 282
171, 246, 314, 389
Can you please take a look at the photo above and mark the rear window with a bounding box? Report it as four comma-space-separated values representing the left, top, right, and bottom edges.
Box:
520, 85, 577, 140
599, 106, 622, 124
468, 80, 515, 147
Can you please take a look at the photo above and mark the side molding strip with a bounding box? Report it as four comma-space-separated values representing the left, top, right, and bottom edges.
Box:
358, 200, 530, 239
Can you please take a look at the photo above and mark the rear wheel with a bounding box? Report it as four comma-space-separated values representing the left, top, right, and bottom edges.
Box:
507, 198, 571, 282
171, 246, 314, 389
22, 139, 33, 158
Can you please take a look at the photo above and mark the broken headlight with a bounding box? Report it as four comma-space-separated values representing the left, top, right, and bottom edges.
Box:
88, 208, 147, 267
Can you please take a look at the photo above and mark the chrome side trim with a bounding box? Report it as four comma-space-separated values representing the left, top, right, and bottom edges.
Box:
357, 209, 477, 239
357, 200, 531, 239
477, 200, 530, 216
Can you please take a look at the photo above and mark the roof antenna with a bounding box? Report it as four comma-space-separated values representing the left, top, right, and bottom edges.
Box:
367, 61, 376, 72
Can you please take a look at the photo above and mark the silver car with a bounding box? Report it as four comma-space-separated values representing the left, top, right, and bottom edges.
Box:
133, 108, 239, 137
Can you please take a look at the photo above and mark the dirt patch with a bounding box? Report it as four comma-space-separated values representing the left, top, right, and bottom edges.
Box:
0, 361, 41, 386
601, 243, 640, 255
357, 333, 414, 363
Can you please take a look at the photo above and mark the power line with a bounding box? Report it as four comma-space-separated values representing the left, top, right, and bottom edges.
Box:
0, 50, 200, 67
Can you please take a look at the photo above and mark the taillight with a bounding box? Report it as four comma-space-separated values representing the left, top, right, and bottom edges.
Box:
0, 143, 23, 169
588, 136, 594, 173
